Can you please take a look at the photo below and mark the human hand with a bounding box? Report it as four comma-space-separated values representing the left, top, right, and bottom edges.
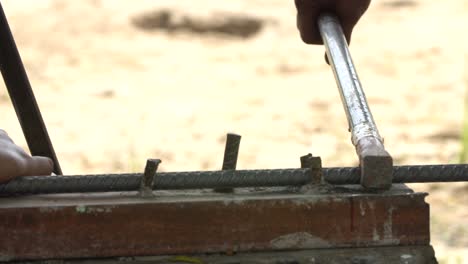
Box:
295, 0, 371, 44
0, 129, 53, 183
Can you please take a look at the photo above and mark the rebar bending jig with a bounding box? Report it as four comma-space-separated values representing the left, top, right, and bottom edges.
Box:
0, 9, 465, 263
0, 13, 467, 196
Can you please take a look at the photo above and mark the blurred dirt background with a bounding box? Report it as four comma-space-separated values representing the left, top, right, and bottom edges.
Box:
0, 0, 467, 262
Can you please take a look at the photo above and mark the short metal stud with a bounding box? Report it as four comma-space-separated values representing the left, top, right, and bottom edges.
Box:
139, 159, 161, 197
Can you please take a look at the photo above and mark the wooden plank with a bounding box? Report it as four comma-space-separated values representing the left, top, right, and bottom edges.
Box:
0, 186, 429, 261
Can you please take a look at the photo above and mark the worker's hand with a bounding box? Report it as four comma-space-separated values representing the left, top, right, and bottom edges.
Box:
0, 129, 53, 183
295, 0, 371, 44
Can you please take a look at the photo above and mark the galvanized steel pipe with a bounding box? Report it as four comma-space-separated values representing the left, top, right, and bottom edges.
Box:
318, 14, 382, 147
318, 14, 393, 189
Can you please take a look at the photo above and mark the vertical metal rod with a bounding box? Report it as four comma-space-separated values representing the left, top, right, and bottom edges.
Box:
215, 133, 241, 193
317, 14, 392, 189
139, 159, 161, 197
0, 3, 62, 174
222, 133, 241, 171
300, 153, 322, 184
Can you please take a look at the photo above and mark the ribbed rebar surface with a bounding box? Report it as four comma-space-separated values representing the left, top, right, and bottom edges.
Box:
323, 164, 468, 184
0, 169, 311, 196
0, 164, 467, 196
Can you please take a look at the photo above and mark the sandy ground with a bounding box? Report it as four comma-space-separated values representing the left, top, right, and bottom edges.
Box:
0, 0, 467, 262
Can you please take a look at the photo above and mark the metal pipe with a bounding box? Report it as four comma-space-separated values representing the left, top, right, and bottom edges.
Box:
0, 3, 62, 174
318, 14, 381, 145
0, 165, 467, 196
318, 14, 392, 189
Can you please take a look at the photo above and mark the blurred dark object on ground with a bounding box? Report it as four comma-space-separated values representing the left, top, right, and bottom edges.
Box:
132, 9, 265, 39
382, 0, 418, 9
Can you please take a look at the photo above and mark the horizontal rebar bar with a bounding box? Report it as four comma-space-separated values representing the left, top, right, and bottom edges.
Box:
324, 164, 468, 184
0, 164, 467, 196
0, 169, 311, 196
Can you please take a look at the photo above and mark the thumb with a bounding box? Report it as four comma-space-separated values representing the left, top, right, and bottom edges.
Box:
24, 156, 54, 176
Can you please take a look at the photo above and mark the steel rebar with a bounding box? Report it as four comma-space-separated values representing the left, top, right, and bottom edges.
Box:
0, 168, 311, 196
0, 165, 467, 196
324, 164, 468, 184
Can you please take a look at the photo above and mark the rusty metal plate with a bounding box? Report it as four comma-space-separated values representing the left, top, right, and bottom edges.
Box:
0, 185, 429, 261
